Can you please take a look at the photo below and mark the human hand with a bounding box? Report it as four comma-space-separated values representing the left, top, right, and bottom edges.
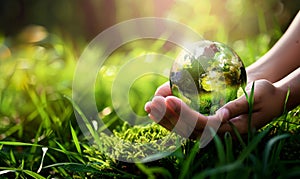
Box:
144, 82, 230, 139
144, 79, 287, 139
218, 79, 287, 134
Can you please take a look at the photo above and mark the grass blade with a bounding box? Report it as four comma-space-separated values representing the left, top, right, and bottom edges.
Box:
0, 169, 16, 175
192, 161, 243, 179
282, 88, 291, 132
136, 162, 172, 179
0, 167, 46, 179
237, 127, 270, 162
213, 132, 225, 165
262, 133, 290, 172
23, 170, 46, 179
282, 87, 290, 114
228, 121, 246, 148
9, 149, 16, 165
0, 141, 42, 147
247, 81, 255, 143
179, 141, 200, 179
70, 122, 82, 154
224, 132, 234, 163
43, 162, 100, 173
37, 147, 48, 173
64, 95, 101, 145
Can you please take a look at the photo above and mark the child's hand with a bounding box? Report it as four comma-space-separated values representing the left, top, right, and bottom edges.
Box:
144, 82, 215, 139
145, 11, 300, 139
144, 82, 229, 139
144, 80, 286, 139
217, 79, 286, 134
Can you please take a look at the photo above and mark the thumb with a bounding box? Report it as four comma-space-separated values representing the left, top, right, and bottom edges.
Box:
217, 96, 249, 122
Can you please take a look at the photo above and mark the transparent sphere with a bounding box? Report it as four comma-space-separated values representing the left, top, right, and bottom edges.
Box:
170, 40, 247, 114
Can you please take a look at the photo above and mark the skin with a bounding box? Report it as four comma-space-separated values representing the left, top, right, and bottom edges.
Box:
144, 11, 300, 139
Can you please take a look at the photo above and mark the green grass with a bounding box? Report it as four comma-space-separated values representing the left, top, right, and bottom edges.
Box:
1, 1, 300, 178
1, 36, 300, 178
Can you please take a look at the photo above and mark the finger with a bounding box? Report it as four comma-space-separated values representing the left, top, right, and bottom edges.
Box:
164, 96, 181, 126
206, 114, 241, 135
154, 82, 172, 97
223, 111, 267, 135
147, 96, 175, 130
216, 95, 249, 122
166, 96, 207, 127
147, 96, 166, 123
229, 111, 271, 134
147, 96, 186, 133
165, 96, 208, 138
147, 96, 195, 138
144, 101, 151, 113
163, 96, 191, 136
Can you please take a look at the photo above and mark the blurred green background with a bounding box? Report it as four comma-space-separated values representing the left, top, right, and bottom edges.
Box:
1, 1, 300, 178
1, 0, 299, 42
0, 0, 299, 141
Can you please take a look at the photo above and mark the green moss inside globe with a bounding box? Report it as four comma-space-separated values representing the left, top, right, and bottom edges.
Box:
170, 40, 247, 114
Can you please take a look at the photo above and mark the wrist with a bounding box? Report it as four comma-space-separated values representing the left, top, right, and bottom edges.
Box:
276, 83, 289, 103
246, 64, 275, 83
275, 81, 296, 112
246, 67, 263, 84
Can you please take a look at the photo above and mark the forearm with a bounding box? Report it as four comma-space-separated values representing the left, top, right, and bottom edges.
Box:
275, 67, 300, 111
247, 11, 300, 83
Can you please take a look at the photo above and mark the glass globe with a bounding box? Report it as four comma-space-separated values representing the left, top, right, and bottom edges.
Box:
170, 40, 247, 114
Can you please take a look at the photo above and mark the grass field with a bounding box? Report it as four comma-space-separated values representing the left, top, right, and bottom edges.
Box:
1, 1, 300, 178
